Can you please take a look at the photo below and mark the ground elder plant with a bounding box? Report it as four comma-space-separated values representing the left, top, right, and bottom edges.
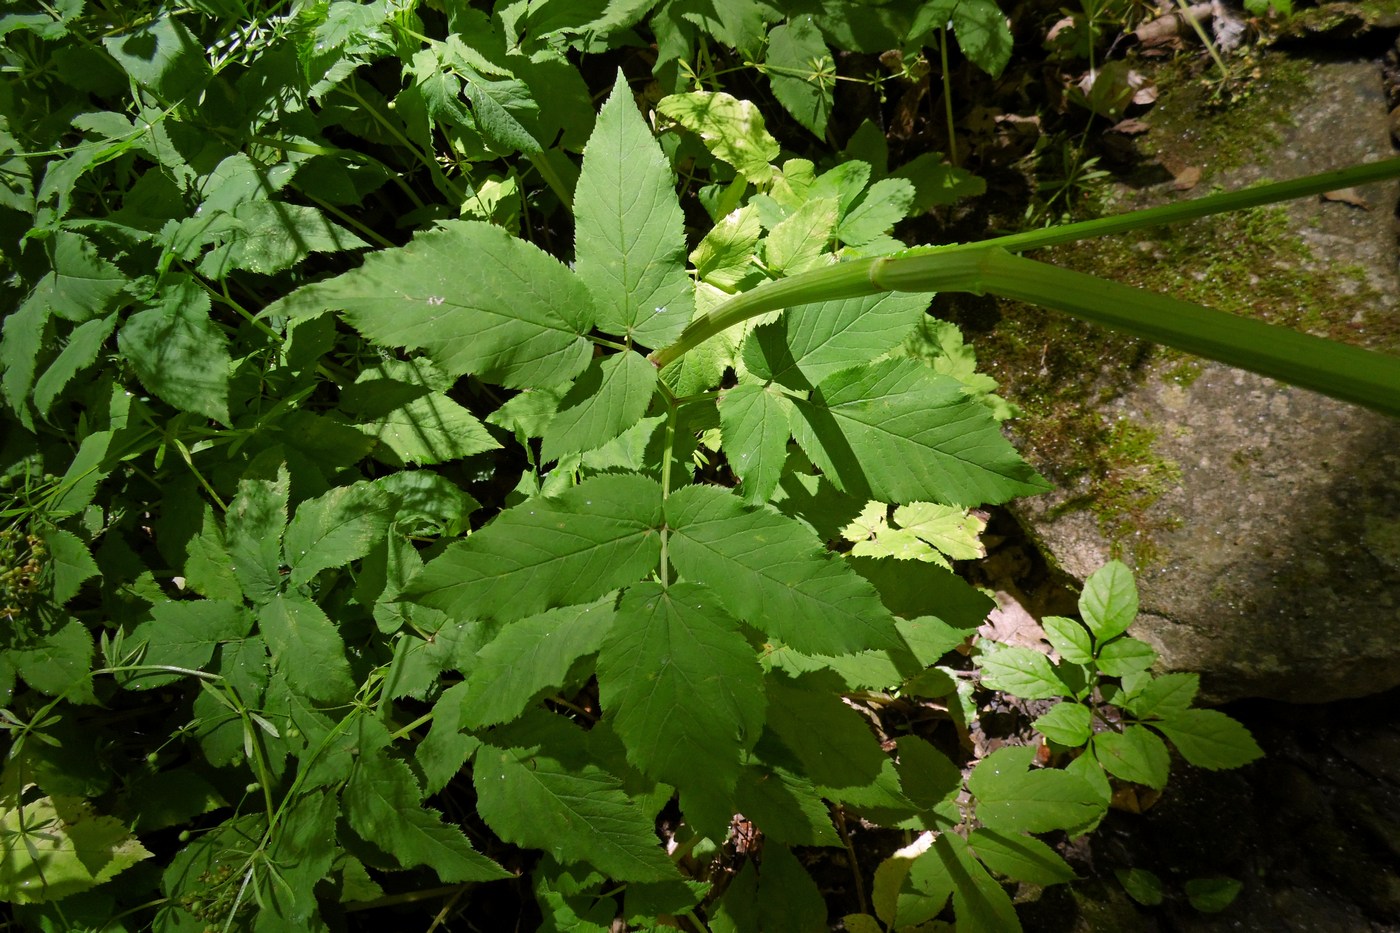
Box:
4, 1, 1398, 930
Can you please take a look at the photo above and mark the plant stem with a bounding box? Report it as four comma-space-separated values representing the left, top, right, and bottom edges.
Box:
649, 157, 1400, 416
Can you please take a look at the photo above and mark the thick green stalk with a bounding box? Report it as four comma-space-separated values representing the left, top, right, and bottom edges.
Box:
902, 248, 1400, 416
650, 158, 1400, 417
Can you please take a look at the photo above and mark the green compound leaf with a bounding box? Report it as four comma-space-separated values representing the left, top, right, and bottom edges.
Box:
764, 16, 835, 138
790, 359, 1049, 507
461, 597, 617, 729
27, 232, 128, 323
1116, 867, 1165, 906
11, 618, 95, 703
123, 599, 248, 690
664, 484, 900, 655
226, 465, 289, 606
39, 527, 98, 606
344, 748, 509, 882
1032, 702, 1092, 746
761, 675, 890, 791
1150, 709, 1264, 770
268, 221, 594, 390
1125, 672, 1200, 719
1093, 724, 1171, 790
357, 391, 501, 466
117, 275, 230, 423
951, 0, 1014, 78
474, 720, 680, 882
574, 72, 693, 347
734, 764, 840, 847
929, 832, 1022, 933
745, 292, 932, 390
968, 828, 1077, 885
969, 746, 1105, 835
977, 646, 1072, 700
1185, 876, 1244, 913
259, 594, 356, 703
283, 479, 396, 586
756, 843, 828, 933
718, 382, 793, 505
656, 90, 780, 186
0, 795, 152, 904
32, 314, 117, 417
837, 178, 915, 248
406, 473, 662, 623
541, 351, 659, 464
597, 582, 765, 796
1079, 560, 1139, 644
0, 300, 48, 428
762, 196, 838, 277
691, 204, 761, 289
196, 200, 366, 278
1095, 636, 1157, 677
1042, 615, 1094, 665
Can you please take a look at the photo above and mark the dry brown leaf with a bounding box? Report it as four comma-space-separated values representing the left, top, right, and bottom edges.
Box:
1322, 187, 1371, 210
1173, 165, 1202, 190
978, 590, 1052, 654
1110, 117, 1152, 135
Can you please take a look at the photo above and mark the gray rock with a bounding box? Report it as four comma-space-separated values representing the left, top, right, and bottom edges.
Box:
1009, 56, 1400, 703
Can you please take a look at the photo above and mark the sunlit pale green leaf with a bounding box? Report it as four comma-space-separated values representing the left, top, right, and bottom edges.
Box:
268, 222, 594, 389
357, 393, 500, 466
574, 71, 692, 346
1125, 672, 1200, 718
1079, 559, 1139, 643
978, 646, 1072, 700
1095, 636, 1156, 677
0, 796, 152, 904
1042, 615, 1094, 665
691, 205, 761, 290
950, 0, 1013, 77
665, 484, 900, 655
838, 178, 915, 247
745, 290, 933, 391
657, 91, 779, 185
407, 474, 662, 622
763, 197, 837, 276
